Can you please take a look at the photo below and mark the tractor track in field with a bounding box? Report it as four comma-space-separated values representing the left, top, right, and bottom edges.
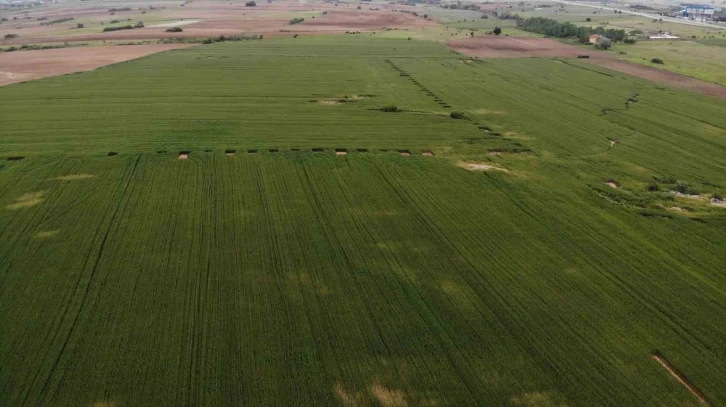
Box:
32, 154, 142, 405
384, 59, 512, 145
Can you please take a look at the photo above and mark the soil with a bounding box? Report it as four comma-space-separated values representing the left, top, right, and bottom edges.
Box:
605, 182, 619, 189
0, 44, 194, 86
448, 36, 726, 99
178, 153, 189, 160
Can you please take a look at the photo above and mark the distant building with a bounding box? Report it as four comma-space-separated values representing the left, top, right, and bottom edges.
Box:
682, 4, 715, 21
588, 34, 602, 44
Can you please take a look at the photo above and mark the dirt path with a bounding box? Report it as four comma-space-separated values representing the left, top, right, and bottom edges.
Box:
0, 44, 195, 87
651, 354, 712, 406
448, 36, 726, 99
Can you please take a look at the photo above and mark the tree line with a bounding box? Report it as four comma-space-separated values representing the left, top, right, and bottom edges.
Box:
514, 16, 627, 43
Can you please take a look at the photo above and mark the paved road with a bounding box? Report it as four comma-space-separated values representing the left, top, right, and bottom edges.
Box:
550, 0, 726, 30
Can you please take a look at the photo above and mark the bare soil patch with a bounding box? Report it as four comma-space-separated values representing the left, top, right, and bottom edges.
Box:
178, 153, 189, 160
448, 36, 583, 59
0, 44, 194, 87
299, 10, 435, 32
605, 182, 619, 189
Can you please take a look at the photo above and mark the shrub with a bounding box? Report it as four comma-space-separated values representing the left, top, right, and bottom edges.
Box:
450, 111, 468, 120
166, 27, 183, 32
651, 58, 664, 64
624, 38, 636, 44
676, 181, 689, 194
493, 26, 502, 35
245, 1, 256, 6
134, 21, 144, 28
5, 33, 18, 39
289, 17, 304, 25
586, 17, 591, 22
102, 25, 134, 32
77, 23, 84, 28
713, 193, 723, 201
594, 36, 612, 50
110, 19, 120, 23
647, 183, 659, 192
379, 105, 400, 112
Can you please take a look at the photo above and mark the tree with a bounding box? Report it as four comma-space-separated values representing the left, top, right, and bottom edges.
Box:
594, 36, 612, 49
493, 26, 502, 35
586, 17, 591, 21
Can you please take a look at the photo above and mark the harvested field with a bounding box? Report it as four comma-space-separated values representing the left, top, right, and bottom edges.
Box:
448, 37, 726, 99
298, 10, 435, 32
448, 36, 584, 59
0, 44, 195, 87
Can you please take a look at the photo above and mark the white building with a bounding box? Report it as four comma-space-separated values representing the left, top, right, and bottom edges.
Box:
683, 4, 715, 21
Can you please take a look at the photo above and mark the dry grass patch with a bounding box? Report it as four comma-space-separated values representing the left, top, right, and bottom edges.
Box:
458, 162, 509, 172
34, 230, 59, 239
7, 191, 45, 210
509, 391, 568, 407
54, 173, 95, 181
334, 382, 363, 407
474, 108, 507, 115
371, 383, 407, 407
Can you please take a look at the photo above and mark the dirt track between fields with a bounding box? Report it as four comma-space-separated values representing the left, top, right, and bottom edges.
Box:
0, 44, 194, 86
448, 36, 726, 99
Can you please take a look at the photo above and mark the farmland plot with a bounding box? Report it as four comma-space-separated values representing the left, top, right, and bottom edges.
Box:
1, 37, 726, 406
